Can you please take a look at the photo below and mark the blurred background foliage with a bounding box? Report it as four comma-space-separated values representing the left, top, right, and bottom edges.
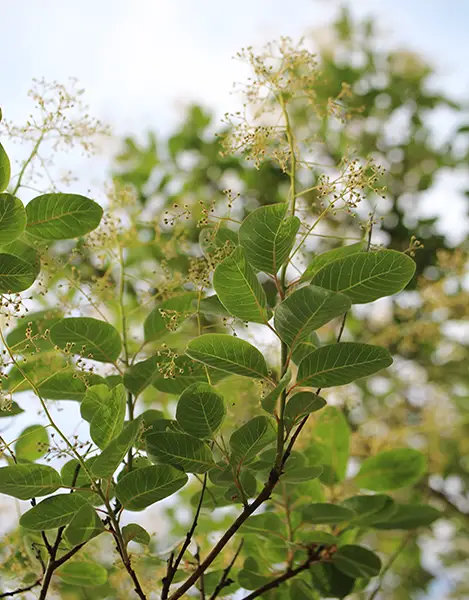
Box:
2, 6, 469, 600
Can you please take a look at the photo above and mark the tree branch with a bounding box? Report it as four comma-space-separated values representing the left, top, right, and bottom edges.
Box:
162, 474, 208, 600
208, 539, 244, 600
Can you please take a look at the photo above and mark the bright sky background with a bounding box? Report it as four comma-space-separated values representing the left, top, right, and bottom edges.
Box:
2, 0, 469, 239
0, 3, 469, 594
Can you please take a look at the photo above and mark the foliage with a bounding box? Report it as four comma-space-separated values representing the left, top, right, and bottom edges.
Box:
1, 8, 469, 600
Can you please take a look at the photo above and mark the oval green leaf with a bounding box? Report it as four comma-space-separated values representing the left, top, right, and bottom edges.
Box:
230, 416, 276, 465
0, 464, 61, 500
55, 561, 108, 587
0, 193, 26, 244
186, 334, 270, 380
64, 502, 104, 546
176, 382, 226, 438
355, 448, 427, 491
213, 247, 269, 323
116, 464, 188, 510
0, 143, 11, 192
25, 193, 103, 240
38, 371, 106, 401
122, 523, 151, 546
146, 431, 214, 473
300, 242, 364, 282
81, 384, 126, 449
274, 285, 350, 348
20, 493, 90, 530
0, 253, 37, 293
373, 503, 441, 529
333, 545, 382, 578
311, 249, 416, 304
91, 418, 142, 479
15, 425, 49, 462
238, 203, 300, 274
50, 317, 122, 363
302, 503, 356, 524
297, 342, 393, 388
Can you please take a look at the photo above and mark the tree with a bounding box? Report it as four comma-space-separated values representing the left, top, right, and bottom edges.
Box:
0, 9, 468, 600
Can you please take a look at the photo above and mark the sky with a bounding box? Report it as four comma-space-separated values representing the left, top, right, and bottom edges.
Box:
2, 0, 469, 239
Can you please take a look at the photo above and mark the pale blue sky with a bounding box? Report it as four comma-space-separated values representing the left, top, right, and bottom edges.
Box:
2, 0, 469, 240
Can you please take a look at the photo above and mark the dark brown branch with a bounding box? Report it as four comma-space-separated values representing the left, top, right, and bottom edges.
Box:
208, 539, 244, 600
162, 474, 208, 599
241, 555, 320, 600
0, 579, 42, 598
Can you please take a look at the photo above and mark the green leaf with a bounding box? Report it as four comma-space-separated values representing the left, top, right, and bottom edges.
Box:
55, 561, 108, 587
115, 464, 188, 510
0, 142, 11, 192
291, 336, 320, 366
64, 502, 104, 546
342, 495, 396, 526
238, 203, 300, 274
81, 384, 126, 449
0, 464, 62, 499
0, 194, 26, 244
144, 292, 197, 342
6, 310, 62, 353
0, 253, 37, 293
199, 226, 238, 257
240, 512, 285, 538
38, 371, 106, 401
230, 416, 276, 465
195, 294, 231, 317
176, 382, 226, 438
61, 458, 97, 488
302, 503, 356, 524
356, 448, 427, 491
91, 418, 142, 478
213, 247, 269, 323
146, 431, 214, 473
310, 563, 355, 598
261, 371, 291, 414
301, 242, 363, 281
312, 407, 350, 483
311, 249, 416, 304
282, 465, 323, 483
284, 391, 326, 426
0, 239, 40, 278
15, 425, 49, 462
50, 317, 122, 363
373, 503, 441, 529
122, 523, 150, 545
274, 286, 350, 348
296, 342, 393, 388
186, 334, 270, 380
238, 557, 270, 590
25, 193, 103, 240
333, 545, 381, 578
0, 401, 23, 417
196, 570, 238, 598
290, 580, 315, 600
123, 355, 160, 396
20, 494, 90, 530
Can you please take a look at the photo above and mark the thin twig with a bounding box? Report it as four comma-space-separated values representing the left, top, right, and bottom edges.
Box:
0, 578, 42, 598
162, 474, 208, 600
241, 553, 321, 600
368, 534, 410, 600
208, 539, 244, 600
